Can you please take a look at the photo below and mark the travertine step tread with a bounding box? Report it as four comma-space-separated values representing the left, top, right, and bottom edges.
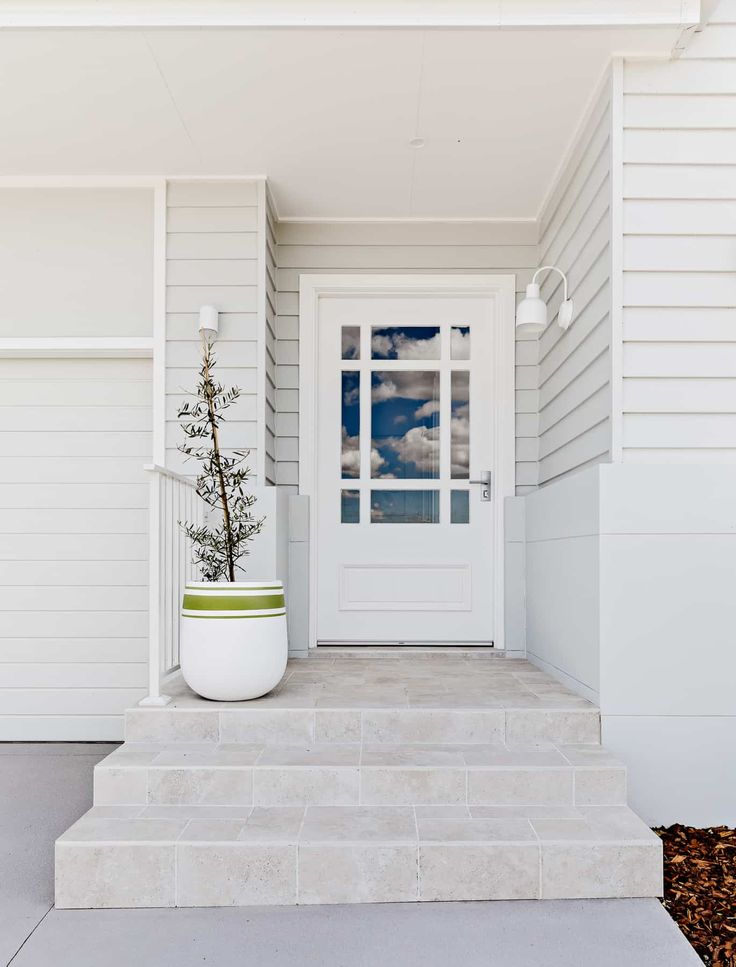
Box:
55, 804, 662, 907
100, 740, 625, 770
94, 741, 627, 809
60, 803, 656, 845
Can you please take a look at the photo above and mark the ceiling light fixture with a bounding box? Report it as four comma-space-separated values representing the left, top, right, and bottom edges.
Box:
409, 137, 425, 148
516, 265, 574, 335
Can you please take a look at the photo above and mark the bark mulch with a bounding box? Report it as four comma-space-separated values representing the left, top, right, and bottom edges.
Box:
654, 824, 736, 967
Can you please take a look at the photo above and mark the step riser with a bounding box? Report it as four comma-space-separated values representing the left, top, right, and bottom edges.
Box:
55, 839, 662, 908
94, 765, 626, 808
125, 707, 600, 747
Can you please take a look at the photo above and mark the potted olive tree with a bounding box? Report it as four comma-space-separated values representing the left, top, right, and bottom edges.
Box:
178, 339, 287, 701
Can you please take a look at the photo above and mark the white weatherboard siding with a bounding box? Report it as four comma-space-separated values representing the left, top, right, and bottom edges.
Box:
274, 221, 539, 495
536, 77, 613, 486
0, 187, 153, 338
262, 186, 278, 485
0, 357, 152, 740
621, 0, 736, 463
165, 180, 262, 478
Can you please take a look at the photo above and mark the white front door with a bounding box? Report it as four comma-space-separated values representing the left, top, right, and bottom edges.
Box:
302, 276, 514, 647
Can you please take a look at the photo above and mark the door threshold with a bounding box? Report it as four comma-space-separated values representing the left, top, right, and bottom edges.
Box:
312, 644, 503, 659
317, 641, 494, 648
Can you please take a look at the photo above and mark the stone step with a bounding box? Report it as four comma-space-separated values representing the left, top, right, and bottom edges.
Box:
55, 803, 662, 908
94, 742, 626, 808
125, 704, 600, 746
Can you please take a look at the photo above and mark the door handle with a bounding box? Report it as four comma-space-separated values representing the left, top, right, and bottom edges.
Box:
468, 470, 492, 501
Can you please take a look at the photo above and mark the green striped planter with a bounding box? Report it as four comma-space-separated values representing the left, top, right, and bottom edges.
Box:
180, 580, 288, 701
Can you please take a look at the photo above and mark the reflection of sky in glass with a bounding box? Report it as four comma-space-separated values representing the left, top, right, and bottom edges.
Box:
451, 326, 470, 360
341, 489, 360, 523
371, 490, 439, 524
451, 490, 470, 524
341, 371, 360, 478
451, 371, 469, 479
371, 326, 440, 360
342, 326, 360, 360
371, 371, 439, 479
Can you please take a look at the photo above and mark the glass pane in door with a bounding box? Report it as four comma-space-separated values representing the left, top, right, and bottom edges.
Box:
341, 371, 360, 479
341, 326, 360, 360
371, 326, 440, 360
371, 371, 440, 479
371, 490, 440, 524
451, 490, 470, 523
451, 326, 470, 360
451, 370, 469, 479
341, 489, 360, 523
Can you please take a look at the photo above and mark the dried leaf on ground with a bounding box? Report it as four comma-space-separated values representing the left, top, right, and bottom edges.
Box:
655, 824, 736, 967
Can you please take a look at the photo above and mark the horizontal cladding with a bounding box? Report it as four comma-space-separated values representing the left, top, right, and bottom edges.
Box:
622, 6, 736, 463
535, 78, 613, 487
0, 357, 152, 740
273, 222, 539, 495
166, 180, 262, 477
263, 187, 278, 485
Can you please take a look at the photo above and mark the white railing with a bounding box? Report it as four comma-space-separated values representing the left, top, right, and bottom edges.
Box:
140, 464, 204, 706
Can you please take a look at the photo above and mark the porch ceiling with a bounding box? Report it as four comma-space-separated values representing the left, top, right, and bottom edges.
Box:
0, 23, 685, 219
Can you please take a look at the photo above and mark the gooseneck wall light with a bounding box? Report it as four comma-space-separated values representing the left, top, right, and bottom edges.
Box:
516, 265, 574, 336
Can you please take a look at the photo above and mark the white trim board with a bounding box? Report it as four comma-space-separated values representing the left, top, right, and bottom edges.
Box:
0, 337, 153, 358
298, 273, 516, 651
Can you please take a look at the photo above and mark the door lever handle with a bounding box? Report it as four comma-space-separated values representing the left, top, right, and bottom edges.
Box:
468, 470, 492, 501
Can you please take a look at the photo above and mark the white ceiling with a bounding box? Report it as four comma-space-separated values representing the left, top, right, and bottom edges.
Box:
0, 26, 683, 218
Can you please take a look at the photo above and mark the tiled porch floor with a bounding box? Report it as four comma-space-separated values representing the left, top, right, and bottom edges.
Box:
161, 652, 594, 710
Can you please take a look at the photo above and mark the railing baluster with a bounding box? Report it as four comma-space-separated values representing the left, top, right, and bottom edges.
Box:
140, 464, 200, 707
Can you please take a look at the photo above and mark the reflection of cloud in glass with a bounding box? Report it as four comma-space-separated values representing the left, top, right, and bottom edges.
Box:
371, 490, 439, 523
371, 371, 440, 479
451, 371, 469, 478
451, 327, 470, 360
372, 327, 440, 360
341, 372, 360, 478
342, 326, 360, 360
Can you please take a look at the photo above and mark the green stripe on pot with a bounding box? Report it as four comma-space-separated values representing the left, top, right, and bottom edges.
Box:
182, 609, 287, 620
182, 593, 284, 612
185, 584, 282, 591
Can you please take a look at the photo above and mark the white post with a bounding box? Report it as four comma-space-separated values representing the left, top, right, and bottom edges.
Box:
140, 468, 172, 706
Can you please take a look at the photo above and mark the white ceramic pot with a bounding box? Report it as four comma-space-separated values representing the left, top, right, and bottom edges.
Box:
180, 580, 288, 701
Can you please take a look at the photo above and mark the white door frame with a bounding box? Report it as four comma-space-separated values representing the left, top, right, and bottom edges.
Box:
299, 273, 516, 650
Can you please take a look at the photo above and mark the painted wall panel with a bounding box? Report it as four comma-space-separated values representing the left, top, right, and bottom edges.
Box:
0, 187, 153, 337
0, 356, 151, 740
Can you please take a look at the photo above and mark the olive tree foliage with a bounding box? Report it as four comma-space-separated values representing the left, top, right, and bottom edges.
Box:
178, 340, 263, 582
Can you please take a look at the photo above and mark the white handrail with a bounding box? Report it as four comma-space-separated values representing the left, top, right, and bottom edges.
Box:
140, 465, 203, 706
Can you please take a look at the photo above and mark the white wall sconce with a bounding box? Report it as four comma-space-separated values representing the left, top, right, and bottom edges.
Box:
516, 266, 574, 336
198, 305, 219, 343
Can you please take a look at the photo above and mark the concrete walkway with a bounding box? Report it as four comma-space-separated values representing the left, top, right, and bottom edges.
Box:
1, 743, 702, 967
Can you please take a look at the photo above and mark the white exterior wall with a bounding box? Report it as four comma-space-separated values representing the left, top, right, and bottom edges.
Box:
0, 185, 154, 739
165, 180, 263, 478
621, 1, 736, 463
260, 185, 278, 486
0, 187, 153, 338
536, 76, 613, 486
274, 221, 539, 495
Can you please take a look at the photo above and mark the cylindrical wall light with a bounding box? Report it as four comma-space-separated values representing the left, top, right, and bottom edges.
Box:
516, 266, 574, 335
198, 305, 219, 343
